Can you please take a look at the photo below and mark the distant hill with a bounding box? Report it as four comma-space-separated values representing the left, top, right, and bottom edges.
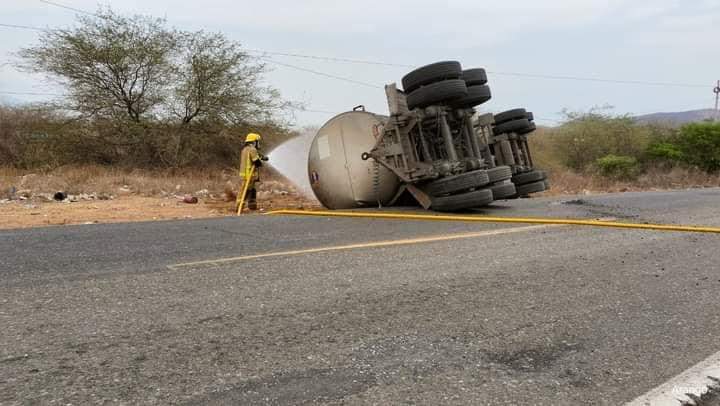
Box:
0, 95, 22, 105
635, 109, 718, 126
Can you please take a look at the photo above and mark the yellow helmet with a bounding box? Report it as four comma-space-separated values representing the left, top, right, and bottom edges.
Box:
245, 133, 261, 143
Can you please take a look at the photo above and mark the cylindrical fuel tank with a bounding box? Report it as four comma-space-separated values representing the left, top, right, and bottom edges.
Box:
308, 111, 400, 209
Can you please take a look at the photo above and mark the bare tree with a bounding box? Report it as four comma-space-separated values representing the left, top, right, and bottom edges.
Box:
168, 31, 288, 126
19, 9, 175, 122
15, 8, 292, 168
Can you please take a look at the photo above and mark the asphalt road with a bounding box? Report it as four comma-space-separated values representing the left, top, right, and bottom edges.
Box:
1, 188, 720, 405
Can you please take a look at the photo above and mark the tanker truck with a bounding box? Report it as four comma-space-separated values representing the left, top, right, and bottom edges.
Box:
307, 61, 549, 211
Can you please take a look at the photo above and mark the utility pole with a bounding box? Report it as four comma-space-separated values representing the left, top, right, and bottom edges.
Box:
714, 80, 720, 121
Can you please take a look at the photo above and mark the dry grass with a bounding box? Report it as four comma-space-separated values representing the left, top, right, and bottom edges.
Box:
1, 165, 230, 198
0, 165, 318, 203
544, 166, 720, 196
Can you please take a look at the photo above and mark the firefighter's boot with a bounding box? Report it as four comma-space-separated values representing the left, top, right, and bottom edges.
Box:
248, 188, 258, 210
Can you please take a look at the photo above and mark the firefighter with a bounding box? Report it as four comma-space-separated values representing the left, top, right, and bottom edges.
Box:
239, 133, 268, 210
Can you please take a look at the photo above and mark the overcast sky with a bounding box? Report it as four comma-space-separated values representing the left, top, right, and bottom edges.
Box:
2, 0, 719, 127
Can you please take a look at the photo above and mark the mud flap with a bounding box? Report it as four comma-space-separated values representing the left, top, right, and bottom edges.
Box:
405, 184, 433, 210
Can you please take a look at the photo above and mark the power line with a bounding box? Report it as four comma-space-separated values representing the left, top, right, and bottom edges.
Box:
3, 16, 710, 89
261, 58, 382, 89
5, 3, 712, 116
0, 23, 46, 31
9, 0, 713, 89
0, 90, 343, 113
249, 49, 709, 89
0, 88, 348, 115
0, 90, 65, 96
486, 71, 707, 89
37, 0, 97, 17
16, 0, 717, 89
247, 49, 413, 68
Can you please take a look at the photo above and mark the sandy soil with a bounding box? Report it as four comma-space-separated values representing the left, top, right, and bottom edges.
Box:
0, 194, 319, 230
0, 165, 321, 230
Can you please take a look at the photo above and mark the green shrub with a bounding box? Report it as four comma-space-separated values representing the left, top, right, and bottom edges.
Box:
646, 142, 683, 162
676, 122, 720, 172
595, 154, 639, 179
550, 110, 651, 171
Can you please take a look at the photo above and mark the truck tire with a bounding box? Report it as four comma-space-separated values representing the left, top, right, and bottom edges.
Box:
514, 180, 547, 197
512, 170, 546, 185
494, 108, 527, 125
487, 166, 512, 183
451, 85, 491, 108
462, 68, 488, 86
406, 79, 468, 110
543, 179, 551, 190
517, 122, 537, 135
402, 61, 462, 93
489, 181, 517, 200
493, 118, 532, 135
422, 169, 490, 196
431, 188, 494, 211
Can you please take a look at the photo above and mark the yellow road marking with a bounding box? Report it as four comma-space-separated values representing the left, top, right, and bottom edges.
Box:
268, 209, 720, 234
168, 224, 556, 270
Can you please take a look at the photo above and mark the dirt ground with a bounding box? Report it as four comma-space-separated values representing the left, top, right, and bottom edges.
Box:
0, 194, 319, 230
2, 165, 716, 230
0, 165, 320, 230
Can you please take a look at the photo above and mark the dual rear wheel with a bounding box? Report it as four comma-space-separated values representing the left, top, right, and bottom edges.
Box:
403, 61, 492, 110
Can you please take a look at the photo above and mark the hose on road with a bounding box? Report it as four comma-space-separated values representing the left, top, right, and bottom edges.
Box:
267, 209, 720, 235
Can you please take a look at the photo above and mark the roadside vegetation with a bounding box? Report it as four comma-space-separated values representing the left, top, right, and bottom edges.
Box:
530, 109, 720, 194
1, 8, 718, 204
1, 8, 293, 171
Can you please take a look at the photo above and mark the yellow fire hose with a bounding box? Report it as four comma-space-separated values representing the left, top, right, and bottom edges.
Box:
267, 209, 720, 234
236, 165, 255, 215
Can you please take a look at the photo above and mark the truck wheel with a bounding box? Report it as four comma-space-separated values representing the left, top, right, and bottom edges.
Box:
402, 61, 462, 93
517, 122, 537, 135
450, 85, 491, 109
406, 79, 468, 110
512, 170, 546, 185
421, 169, 490, 196
486, 166, 512, 183
494, 108, 527, 125
493, 118, 532, 136
514, 180, 547, 197
431, 189, 494, 211
489, 181, 517, 200
462, 68, 488, 86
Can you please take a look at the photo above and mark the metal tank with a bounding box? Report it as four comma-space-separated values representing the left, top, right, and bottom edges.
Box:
308, 110, 401, 209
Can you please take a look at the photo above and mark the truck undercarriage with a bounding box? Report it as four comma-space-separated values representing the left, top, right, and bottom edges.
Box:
363, 61, 549, 211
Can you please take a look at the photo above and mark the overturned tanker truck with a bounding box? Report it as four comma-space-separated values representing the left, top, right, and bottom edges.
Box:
307, 61, 549, 211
